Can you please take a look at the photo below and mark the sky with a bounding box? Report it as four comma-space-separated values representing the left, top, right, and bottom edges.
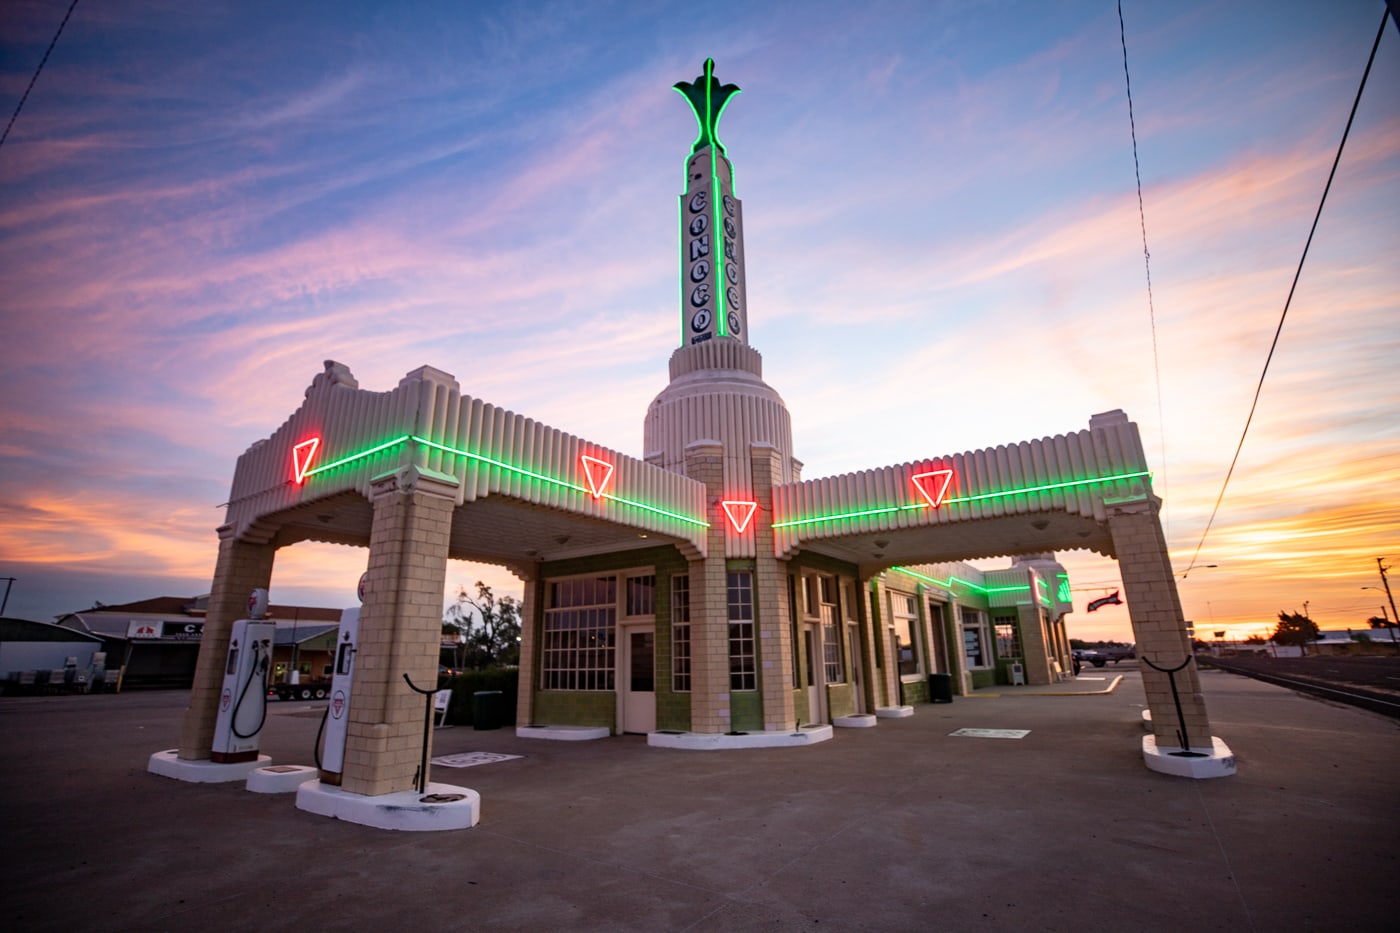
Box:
2, 0, 1397, 644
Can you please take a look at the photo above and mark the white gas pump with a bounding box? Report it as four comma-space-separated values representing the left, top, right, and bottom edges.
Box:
318, 607, 361, 786
211, 592, 276, 763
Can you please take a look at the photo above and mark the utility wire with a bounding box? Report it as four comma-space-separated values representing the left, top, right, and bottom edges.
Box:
1180, 8, 1391, 577
1117, 0, 1170, 543
0, 0, 81, 152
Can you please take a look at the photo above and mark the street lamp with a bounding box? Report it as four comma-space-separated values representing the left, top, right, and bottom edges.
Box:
1175, 564, 1218, 579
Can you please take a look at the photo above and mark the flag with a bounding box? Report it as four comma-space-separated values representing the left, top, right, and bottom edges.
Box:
1087, 591, 1123, 612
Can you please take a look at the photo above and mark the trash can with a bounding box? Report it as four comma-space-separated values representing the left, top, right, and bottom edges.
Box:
928, 673, 954, 703
472, 690, 504, 730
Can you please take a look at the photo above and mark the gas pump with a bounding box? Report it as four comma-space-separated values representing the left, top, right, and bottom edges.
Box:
318, 606, 361, 786
210, 590, 275, 764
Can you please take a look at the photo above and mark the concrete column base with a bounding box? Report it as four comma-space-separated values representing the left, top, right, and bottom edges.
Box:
295, 780, 480, 831
1142, 735, 1236, 779
246, 764, 318, 793
833, 713, 877, 728
875, 705, 914, 718
516, 725, 610, 741
147, 748, 268, 783
648, 724, 833, 749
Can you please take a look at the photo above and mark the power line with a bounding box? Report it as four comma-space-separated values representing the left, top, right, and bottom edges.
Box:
0, 0, 81, 153
1116, 1, 1170, 542
1180, 7, 1391, 577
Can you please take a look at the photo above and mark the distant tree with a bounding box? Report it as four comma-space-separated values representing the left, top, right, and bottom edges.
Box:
1366, 616, 1395, 630
444, 582, 521, 669
1243, 635, 1265, 645
1273, 611, 1320, 653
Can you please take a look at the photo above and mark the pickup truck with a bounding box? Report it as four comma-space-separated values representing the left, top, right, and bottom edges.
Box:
1100, 645, 1135, 663
268, 680, 331, 701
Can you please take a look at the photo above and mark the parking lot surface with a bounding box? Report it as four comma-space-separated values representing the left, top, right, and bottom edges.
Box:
2, 668, 1397, 931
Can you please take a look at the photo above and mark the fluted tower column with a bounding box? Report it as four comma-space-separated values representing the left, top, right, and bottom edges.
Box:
645, 59, 799, 492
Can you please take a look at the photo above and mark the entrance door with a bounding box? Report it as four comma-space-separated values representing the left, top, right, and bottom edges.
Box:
928, 601, 949, 674
620, 626, 655, 734
804, 623, 826, 724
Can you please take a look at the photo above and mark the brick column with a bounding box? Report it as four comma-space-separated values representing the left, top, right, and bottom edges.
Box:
869, 576, 899, 707
1107, 496, 1214, 748
683, 441, 730, 734
513, 570, 539, 726
1017, 604, 1054, 685
751, 445, 795, 732
178, 526, 276, 760
340, 465, 458, 797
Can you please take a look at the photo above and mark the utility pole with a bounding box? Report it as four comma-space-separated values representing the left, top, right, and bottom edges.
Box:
1378, 558, 1400, 645
0, 577, 14, 616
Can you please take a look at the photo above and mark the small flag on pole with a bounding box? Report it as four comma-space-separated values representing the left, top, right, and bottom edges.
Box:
1087, 591, 1123, 612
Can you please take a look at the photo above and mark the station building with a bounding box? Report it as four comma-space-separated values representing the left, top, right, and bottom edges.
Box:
168, 60, 1227, 801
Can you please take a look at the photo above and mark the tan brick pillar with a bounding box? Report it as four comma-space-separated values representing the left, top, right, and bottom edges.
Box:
178, 526, 276, 759
513, 569, 539, 726
1107, 497, 1214, 748
340, 465, 457, 796
751, 444, 795, 732
683, 441, 730, 734
869, 576, 899, 707
1017, 604, 1054, 685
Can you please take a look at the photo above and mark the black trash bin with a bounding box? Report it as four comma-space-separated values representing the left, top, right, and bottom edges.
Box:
472, 690, 504, 730
928, 673, 954, 703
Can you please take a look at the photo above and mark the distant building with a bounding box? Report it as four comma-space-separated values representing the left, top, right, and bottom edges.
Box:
57, 596, 341, 689
0, 617, 106, 692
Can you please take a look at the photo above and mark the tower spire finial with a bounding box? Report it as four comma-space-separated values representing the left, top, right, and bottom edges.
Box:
674, 58, 741, 155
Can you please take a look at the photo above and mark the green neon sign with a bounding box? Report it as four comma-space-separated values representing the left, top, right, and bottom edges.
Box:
772, 470, 1151, 529
674, 58, 740, 155
300, 434, 708, 528
675, 59, 741, 343
890, 567, 990, 595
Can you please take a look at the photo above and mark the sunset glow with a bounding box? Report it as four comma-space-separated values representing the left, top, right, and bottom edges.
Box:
1, 2, 1395, 643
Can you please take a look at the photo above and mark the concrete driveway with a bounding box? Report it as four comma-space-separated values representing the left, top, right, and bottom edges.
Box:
2, 667, 1396, 931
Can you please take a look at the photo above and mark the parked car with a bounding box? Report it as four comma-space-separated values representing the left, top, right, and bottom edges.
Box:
1072, 649, 1106, 668
1100, 644, 1135, 663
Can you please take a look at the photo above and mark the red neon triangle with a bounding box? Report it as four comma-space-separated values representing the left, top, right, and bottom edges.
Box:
721, 500, 758, 534
580, 454, 615, 499
910, 469, 954, 509
292, 437, 321, 485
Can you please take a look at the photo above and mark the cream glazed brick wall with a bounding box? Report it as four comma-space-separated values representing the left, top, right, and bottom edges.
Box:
341, 465, 457, 797
868, 577, 899, 708
850, 575, 880, 714
1107, 498, 1214, 747
514, 572, 539, 726
684, 441, 731, 734
1016, 603, 1054, 686
751, 444, 795, 732
178, 528, 276, 760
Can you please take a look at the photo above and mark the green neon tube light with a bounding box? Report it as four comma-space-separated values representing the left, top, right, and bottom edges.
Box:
712, 145, 727, 336
675, 60, 740, 340
300, 433, 708, 528
301, 435, 410, 478
890, 567, 990, 595
772, 470, 1151, 529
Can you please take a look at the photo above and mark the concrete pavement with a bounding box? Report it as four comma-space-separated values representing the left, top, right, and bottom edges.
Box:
2, 667, 1396, 931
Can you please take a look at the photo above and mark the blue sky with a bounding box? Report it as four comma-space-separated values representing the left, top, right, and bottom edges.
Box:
2, 0, 1397, 641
